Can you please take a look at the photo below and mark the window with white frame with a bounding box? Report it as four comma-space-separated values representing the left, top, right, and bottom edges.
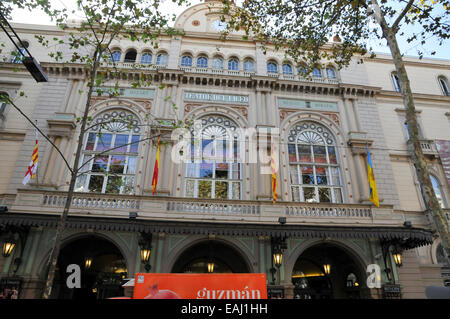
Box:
287, 121, 343, 203
312, 67, 322, 78
0, 92, 8, 126
75, 109, 141, 194
197, 56, 208, 68
141, 52, 152, 64
438, 76, 450, 96
185, 115, 242, 200
181, 55, 193, 67
243, 59, 255, 72
267, 62, 278, 74
110, 50, 121, 63
326, 67, 337, 79
391, 72, 401, 92
228, 58, 239, 71
430, 174, 445, 208
212, 57, 224, 70
282, 63, 293, 75
156, 52, 168, 66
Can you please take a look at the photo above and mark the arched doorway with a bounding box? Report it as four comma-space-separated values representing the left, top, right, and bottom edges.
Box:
51, 235, 127, 299
292, 243, 365, 299
171, 240, 250, 273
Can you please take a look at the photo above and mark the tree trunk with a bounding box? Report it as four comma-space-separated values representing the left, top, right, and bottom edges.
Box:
381, 24, 450, 264
41, 53, 100, 299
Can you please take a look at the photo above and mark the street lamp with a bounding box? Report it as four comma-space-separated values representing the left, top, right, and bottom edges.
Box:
273, 252, 283, 268
392, 248, 403, 267
2, 238, 16, 257
84, 257, 93, 269
207, 262, 215, 273
323, 263, 331, 275
139, 232, 152, 272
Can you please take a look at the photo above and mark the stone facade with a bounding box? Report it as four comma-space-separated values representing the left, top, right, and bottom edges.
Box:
0, 1, 449, 299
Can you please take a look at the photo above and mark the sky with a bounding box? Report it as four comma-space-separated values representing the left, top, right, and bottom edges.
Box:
8, 0, 450, 61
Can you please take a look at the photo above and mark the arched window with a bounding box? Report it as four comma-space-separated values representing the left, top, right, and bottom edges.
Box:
185, 115, 242, 200
124, 49, 137, 63
430, 175, 445, 208
110, 50, 121, 63
438, 76, 450, 96
197, 56, 208, 68
212, 57, 224, 70
243, 59, 255, 72
326, 67, 337, 79
75, 109, 141, 194
181, 55, 193, 67
267, 62, 278, 74
141, 52, 152, 64
11, 41, 29, 63
228, 58, 239, 71
391, 72, 401, 92
156, 52, 168, 66
312, 67, 322, 78
297, 64, 308, 77
0, 92, 8, 125
282, 63, 293, 75
287, 121, 343, 203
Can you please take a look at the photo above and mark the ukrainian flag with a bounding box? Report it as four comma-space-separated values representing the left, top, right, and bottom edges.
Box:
367, 146, 380, 207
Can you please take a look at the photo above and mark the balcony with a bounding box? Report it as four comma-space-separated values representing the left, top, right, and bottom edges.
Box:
3, 189, 408, 228
407, 139, 440, 157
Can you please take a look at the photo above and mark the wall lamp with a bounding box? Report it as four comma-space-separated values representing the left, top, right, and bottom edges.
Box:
139, 232, 152, 272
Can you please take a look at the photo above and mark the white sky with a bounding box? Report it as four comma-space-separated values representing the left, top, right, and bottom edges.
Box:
9, 0, 450, 60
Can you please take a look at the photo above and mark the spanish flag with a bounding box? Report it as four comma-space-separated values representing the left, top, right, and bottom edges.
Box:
271, 142, 277, 204
367, 146, 379, 207
151, 137, 160, 195
23, 129, 38, 185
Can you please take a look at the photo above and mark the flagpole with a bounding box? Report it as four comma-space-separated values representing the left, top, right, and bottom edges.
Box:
35, 120, 39, 187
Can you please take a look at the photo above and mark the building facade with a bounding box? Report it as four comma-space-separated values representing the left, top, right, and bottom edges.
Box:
0, 1, 449, 299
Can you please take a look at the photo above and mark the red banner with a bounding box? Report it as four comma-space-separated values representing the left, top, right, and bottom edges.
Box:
133, 273, 267, 299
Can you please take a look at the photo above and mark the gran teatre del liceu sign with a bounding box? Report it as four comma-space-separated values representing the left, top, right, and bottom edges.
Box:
184, 91, 249, 105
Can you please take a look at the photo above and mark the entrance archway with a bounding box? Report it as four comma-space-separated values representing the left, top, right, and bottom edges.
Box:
171, 240, 250, 273
51, 235, 127, 299
292, 243, 366, 299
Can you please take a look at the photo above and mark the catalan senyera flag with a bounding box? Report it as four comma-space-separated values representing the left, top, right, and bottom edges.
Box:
151, 137, 160, 195
23, 129, 38, 185
271, 142, 277, 204
367, 146, 380, 207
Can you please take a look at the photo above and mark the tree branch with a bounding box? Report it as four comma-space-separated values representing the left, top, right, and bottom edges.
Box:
392, 0, 415, 32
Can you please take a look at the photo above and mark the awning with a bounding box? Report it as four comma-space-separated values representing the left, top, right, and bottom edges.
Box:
0, 212, 433, 248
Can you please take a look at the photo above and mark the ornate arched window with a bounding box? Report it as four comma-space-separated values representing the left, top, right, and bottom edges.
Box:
110, 50, 121, 63
197, 56, 208, 68
141, 52, 152, 64
267, 62, 278, 74
185, 115, 242, 200
287, 121, 343, 203
326, 67, 337, 79
156, 52, 168, 66
75, 109, 142, 194
243, 59, 255, 72
124, 49, 137, 63
282, 63, 293, 75
228, 58, 239, 71
312, 67, 322, 78
181, 55, 193, 67
212, 57, 224, 70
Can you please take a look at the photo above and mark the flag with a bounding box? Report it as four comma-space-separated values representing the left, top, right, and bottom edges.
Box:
367, 146, 379, 207
271, 142, 277, 204
151, 137, 160, 195
23, 129, 38, 185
